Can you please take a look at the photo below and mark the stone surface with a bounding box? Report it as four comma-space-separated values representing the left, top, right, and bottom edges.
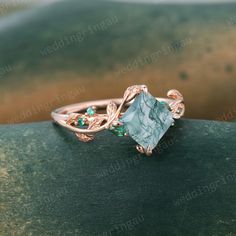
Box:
78, 117, 85, 127
87, 107, 95, 116
110, 125, 127, 137
121, 92, 174, 150
0, 119, 236, 236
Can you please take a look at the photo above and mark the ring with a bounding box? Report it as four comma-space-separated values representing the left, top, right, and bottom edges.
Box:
51, 85, 185, 156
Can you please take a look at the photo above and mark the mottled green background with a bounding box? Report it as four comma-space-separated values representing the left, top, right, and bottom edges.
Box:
0, 119, 236, 235
0, 0, 236, 123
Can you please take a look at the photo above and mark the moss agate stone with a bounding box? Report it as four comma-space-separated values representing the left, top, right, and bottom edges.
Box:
121, 92, 174, 150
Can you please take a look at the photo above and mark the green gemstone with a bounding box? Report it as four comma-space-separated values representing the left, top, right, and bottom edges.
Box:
120, 92, 174, 150
110, 125, 126, 137
78, 118, 85, 127
87, 107, 95, 116
160, 101, 166, 105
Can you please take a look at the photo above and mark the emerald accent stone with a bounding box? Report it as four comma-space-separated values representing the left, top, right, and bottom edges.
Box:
110, 125, 126, 137
78, 118, 85, 127
160, 101, 166, 106
87, 107, 95, 116
120, 91, 174, 150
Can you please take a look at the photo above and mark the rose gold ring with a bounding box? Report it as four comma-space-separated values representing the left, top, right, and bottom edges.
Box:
51, 85, 185, 156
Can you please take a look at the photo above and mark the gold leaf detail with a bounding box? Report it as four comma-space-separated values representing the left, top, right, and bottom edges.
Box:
75, 133, 94, 142
123, 85, 148, 102
106, 101, 117, 119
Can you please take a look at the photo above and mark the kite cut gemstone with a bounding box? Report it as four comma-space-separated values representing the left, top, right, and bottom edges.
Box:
120, 91, 174, 150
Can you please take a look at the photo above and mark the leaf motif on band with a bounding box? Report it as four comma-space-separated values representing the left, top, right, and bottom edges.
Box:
167, 89, 184, 101
123, 85, 148, 102
167, 89, 185, 119
75, 133, 94, 142
66, 113, 79, 125
75, 118, 105, 142
88, 117, 106, 130
107, 101, 117, 117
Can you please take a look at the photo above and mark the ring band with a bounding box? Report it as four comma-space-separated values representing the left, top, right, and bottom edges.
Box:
51, 85, 185, 156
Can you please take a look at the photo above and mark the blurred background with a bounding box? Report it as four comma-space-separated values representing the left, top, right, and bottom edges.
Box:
0, 0, 236, 124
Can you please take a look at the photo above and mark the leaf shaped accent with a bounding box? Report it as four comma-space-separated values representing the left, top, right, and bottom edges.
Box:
167, 89, 185, 119
75, 133, 94, 142
88, 117, 105, 130
106, 101, 117, 119
66, 113, 79, 125
171, 102, 185, 119
123, 85, 148, 102
167, 89, 184, 101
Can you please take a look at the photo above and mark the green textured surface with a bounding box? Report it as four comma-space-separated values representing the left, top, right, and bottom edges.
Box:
121, 92, 173, 150
0, 119, 236, 236
1, 0, 236, 85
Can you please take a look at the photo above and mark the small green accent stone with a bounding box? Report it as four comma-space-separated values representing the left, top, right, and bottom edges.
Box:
78, 118, 85, 127
87, 107, 95, 116
110, 125, 126, 137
